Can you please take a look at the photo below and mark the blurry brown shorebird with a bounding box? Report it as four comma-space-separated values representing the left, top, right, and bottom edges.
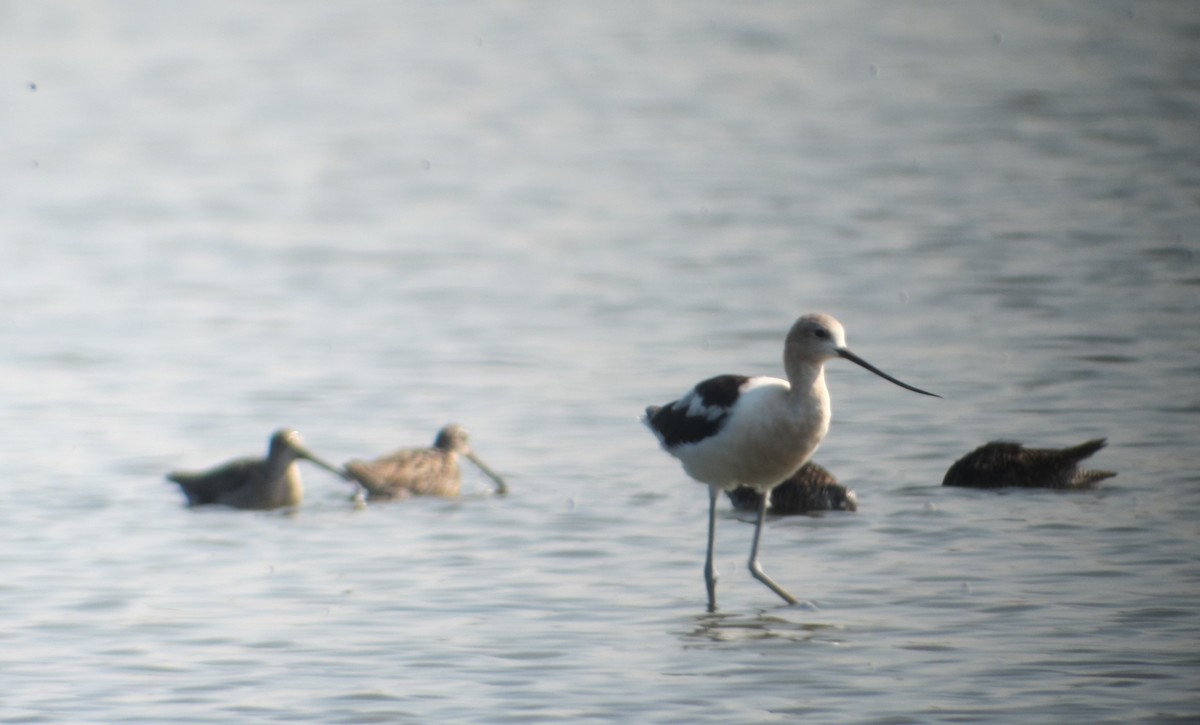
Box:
344, 424, 507, 501
726, 461, 857, 514
942, 438, 1116, 490
167, 428, 349, 509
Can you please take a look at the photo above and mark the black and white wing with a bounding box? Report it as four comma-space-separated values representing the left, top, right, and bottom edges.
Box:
644, 374, 750, 449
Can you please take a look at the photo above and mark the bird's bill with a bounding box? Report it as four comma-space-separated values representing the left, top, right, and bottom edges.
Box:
837, 348, 941, 398
290, 442, 356, 481
466, 452, 508, 495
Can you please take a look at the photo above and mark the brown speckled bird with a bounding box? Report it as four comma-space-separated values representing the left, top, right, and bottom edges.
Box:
167, 428, 348, 510
942, 438, 1116, 489
726, 461, 857, 514
344, 424, 507, 501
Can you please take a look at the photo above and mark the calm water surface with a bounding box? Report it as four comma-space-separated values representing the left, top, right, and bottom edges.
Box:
1, 2, 1198, 722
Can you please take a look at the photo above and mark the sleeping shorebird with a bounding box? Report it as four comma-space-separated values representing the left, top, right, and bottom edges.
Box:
644, 312, 939, 610
344, 424, 507, 501
726, 461, 857, 514
167, 428, 349, 510
942, 439, 1116, 489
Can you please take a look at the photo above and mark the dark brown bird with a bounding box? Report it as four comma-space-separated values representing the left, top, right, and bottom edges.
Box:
726, 462, 857, 514
344, 424, 507, 501
942, 439, 1116, 489
167, 428, 349, 509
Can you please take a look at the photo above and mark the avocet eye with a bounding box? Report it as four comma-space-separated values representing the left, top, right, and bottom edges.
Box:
813, 328, 830, 340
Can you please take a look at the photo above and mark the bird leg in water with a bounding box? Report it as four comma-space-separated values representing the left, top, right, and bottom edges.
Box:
748, 492, 799, 606
705, 486, 720, 612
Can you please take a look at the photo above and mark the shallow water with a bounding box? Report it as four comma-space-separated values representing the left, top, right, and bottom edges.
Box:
2, 1, 1198, 722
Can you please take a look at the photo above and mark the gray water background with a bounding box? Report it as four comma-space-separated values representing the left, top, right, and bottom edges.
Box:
1, 1, 1198, 722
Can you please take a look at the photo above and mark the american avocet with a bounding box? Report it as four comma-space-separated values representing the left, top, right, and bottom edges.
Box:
942, 438, 1115, 489
644, 312, 938, 610
726, 461, 858, 514
167, 428, 348, 510
344, 424, 507, 501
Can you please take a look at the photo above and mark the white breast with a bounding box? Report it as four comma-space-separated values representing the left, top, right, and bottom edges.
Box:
677, 377, 830, 490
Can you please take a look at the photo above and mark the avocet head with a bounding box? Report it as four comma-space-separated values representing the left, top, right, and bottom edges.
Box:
785, 313, 848, 362
785, 313, 940, 398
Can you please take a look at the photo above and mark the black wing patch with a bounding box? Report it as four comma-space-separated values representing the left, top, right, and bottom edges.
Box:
645, 374, 749, 448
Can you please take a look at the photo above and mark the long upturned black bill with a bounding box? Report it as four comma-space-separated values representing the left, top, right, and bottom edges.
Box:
837, 348, 941, 398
